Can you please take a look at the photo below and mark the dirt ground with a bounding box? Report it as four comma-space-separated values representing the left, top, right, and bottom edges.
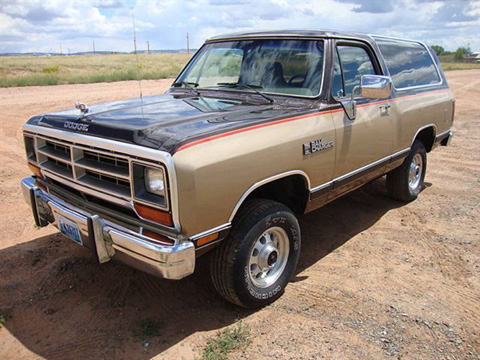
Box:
0, 71, 479, 360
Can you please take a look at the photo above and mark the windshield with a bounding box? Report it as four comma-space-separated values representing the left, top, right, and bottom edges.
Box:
176, 39, 325, 97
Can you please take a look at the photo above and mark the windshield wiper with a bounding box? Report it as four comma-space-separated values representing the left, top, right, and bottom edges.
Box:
172, 81, 201, 96
216, 83, 274, 104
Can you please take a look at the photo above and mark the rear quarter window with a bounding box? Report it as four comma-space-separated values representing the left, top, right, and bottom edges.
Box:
375, 39, 441, 89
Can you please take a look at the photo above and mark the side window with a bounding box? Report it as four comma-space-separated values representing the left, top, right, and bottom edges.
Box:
331, 48, 344, 97
337, 45, 376, 96
375, 39, 441, 89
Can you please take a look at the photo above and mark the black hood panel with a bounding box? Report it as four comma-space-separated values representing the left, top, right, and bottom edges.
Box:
27, 93, 316, 154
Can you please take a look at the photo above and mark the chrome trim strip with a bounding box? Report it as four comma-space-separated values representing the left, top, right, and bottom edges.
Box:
228, 170, 311, 222
190, 222, 232, 241
310, 147, 411, 194
23, 124, 181, 233
335, 155, 389, 183
390, 147, 411, 160
310, 181, 333, 194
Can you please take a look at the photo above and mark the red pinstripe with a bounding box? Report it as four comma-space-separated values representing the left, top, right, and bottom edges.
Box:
176, 88, 450, 152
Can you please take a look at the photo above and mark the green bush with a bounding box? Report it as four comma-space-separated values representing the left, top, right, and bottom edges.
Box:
42, 65, 60, 73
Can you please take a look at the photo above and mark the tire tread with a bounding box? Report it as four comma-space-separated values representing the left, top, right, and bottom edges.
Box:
210, 199, 292, 307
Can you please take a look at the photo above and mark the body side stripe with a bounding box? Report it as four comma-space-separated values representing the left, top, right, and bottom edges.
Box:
175, 88, 450, 153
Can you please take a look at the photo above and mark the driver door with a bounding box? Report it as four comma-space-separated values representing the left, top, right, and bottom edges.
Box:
330, 41, 394, 192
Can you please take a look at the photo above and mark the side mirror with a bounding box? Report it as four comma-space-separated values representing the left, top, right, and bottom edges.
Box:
359, 75, 392, 99
340, 75, 392, 121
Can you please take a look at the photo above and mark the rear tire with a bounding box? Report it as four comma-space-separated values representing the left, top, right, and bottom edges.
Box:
387, 140, 427, 202
210, 199, 301, 308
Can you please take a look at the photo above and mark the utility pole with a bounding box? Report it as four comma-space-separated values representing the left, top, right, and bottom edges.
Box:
93, 40, 96, 55
147, 41, 150, 54
186, 33, 189, 54
68, 48, 70, 56
60, 44, 62, 54
132, 14, 137, 55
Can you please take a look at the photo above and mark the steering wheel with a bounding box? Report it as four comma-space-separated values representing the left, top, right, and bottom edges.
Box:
288, 74, 306, 86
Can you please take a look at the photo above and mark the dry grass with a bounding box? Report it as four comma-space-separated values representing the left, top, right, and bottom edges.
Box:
0, 53, 192, 87
440, 62, 480, 71
1, 53, 478, 88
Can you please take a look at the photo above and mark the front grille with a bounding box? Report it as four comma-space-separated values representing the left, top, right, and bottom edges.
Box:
33, 135, 132, 200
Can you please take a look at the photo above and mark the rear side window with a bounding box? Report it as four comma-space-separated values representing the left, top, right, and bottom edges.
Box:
336, 45, 376, 96
376, 39, 441, 89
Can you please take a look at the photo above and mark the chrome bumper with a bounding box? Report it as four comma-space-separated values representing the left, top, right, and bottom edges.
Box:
21, 177, 195, 280
435, 129, 454, 147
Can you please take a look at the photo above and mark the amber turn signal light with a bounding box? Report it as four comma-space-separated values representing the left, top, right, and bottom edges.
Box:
142, 230, 175, 245
134, 202, 173, 227
28, 163, 43, 178
197, 232, 219, 247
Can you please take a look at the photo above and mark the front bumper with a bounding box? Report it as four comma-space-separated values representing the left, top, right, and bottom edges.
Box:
21, 176, 195, 280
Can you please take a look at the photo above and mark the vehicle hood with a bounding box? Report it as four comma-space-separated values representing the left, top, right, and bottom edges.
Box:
26, 92, 316, 154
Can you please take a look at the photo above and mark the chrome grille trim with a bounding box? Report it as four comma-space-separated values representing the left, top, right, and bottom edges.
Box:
33, 135, 134, 201
23, 124, 181, 233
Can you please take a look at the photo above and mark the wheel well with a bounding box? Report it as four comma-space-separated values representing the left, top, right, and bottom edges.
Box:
415, 126, 436, 152
238, 175, 310, 216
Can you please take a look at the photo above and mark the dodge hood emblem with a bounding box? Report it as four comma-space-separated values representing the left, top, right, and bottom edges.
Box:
64, 121, 90, 132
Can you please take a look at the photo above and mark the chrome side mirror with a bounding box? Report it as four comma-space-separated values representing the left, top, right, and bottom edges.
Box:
340, 75, 392, 121
359, 75, 392, 99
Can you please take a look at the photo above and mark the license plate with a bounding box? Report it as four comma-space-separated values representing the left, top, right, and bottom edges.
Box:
57, 214, 83, 245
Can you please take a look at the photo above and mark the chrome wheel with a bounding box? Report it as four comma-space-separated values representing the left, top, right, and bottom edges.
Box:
408, 153, 423, 190
248, 226, 290, 288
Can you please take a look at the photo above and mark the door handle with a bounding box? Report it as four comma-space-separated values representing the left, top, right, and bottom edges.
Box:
379, 104, 391, 116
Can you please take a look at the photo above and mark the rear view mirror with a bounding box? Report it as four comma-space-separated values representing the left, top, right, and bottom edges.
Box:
340, 75, 392, 121
360, 75, 392, 99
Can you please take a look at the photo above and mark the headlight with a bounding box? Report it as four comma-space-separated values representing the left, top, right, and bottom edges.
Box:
132, 162, 168, 210
144, 167, 165, 196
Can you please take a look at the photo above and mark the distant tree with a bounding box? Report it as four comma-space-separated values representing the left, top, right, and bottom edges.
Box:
455, 46, 470, 60
431, 45, 444, 56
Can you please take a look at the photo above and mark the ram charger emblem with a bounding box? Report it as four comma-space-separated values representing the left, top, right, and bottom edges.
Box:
303, 139, 334, 155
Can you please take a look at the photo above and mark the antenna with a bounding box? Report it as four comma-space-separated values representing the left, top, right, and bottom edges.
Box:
93, 40, 96, 54
186, 33, 190, 54
131, 8, 143, 99
147, 40, 150, 55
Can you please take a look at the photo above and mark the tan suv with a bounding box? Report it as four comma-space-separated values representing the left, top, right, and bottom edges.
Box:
21, 30, 454, 308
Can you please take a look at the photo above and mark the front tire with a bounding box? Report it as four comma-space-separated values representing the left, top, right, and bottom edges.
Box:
210, 199, 301, 308
387, 140, 427, 202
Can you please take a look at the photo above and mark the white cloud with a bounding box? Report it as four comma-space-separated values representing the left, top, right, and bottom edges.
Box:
0, 0, 479, 53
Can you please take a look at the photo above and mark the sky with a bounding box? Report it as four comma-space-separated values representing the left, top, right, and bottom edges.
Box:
1, 0, 479, 54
